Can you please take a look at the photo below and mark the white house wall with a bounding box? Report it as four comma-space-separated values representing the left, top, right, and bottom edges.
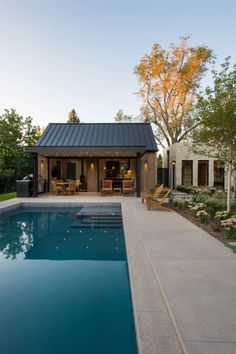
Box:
163, 143, 229, 189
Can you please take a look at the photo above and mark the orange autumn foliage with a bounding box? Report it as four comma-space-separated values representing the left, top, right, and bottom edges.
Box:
134, 37, 212, 148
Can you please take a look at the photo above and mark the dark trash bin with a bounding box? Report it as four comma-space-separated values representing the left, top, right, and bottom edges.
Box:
16, 177, 33, 197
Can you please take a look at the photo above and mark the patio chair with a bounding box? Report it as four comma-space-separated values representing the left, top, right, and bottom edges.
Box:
123, 180, 134, 196
65, 181, 76, 195
141, 184, 164, 204
51, 180, 63, 196
101, 180, 113, 195
146, 186, 173, 211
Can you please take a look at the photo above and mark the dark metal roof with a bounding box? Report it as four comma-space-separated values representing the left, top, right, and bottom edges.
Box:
27, 123, 158, 153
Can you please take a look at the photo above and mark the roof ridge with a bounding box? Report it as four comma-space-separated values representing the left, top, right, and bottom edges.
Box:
48, 122, 150, 125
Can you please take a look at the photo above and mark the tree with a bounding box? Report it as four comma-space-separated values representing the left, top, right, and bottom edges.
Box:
114, 109, 141, 123
192, 58, 236, 211
134, 36, 212, 148
0, 109, 40, 179
114, 109, 133, 122
67, 109, 80, 123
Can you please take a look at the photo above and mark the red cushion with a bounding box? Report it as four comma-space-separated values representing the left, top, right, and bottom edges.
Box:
123, 181, 132, 188
103, 180, 112, 188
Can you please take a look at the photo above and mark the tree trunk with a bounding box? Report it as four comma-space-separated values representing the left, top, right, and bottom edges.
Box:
227, 162, 232, 212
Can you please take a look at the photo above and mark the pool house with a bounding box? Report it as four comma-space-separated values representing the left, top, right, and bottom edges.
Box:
27, 122, 158, 197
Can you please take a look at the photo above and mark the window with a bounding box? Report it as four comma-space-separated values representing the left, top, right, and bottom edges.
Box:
214, 161, 224, 189
67, 163, 76, 180
106, 161, 120, 177
198, 160, 209, 186
182, 160, 193, 185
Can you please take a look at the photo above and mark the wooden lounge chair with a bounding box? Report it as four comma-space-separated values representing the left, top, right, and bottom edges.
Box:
123, 180, 134, 196
142, 184, 164, 204
51, 180, 63, 195
101, 180, 113, 195
146, 186, 173, 211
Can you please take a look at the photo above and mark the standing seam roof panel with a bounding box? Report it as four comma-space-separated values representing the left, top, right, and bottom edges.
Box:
96, 124, 104, 146
62, 124, 75, 146
132, 125, 139, 146
48, 125, 62, 146
44, 124, 57, 146
93, 124, 100, 146
74, 124, 85, 146
102, 125, 108, 146
37, 125, 51, 146
78, 125, 89, 146
70, 125, 79, 146
56, 124, 68, 146
147, 124, 157, 150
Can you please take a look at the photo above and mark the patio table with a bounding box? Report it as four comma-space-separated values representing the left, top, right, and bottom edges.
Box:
55, 182, 69, 194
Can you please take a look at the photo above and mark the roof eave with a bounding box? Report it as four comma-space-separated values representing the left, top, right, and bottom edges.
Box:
25, 145, 156, 153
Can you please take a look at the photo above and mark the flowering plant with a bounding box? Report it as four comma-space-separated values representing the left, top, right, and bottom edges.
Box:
215, 211, 230, 220
196, 210, 208, 217
196, 209, 208, 223
221, 216, 236, 239
188, 203, 206, 211
188, 202, 206, 217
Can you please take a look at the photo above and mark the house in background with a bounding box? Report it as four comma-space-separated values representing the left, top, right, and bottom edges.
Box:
26, 123, 158, 197
162, 143, 226, 189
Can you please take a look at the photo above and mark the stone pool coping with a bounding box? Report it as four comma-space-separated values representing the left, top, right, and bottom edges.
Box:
1, 195, 236, 354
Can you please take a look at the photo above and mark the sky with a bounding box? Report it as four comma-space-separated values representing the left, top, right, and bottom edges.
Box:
0, 0, 235, 128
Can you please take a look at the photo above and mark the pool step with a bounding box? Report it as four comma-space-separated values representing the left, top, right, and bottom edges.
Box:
70, 222, 122, 229
71, 218, 122, 229
77, 215, 122, 219
77, 212, 121, 218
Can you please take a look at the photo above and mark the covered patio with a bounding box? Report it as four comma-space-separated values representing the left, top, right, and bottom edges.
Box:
26, 123, 158, 197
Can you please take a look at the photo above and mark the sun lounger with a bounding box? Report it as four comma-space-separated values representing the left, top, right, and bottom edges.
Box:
142, 184, 164, 204
146, 186, 173, 211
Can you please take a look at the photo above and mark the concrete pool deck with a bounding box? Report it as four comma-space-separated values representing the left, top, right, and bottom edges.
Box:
1, 195, 236, 354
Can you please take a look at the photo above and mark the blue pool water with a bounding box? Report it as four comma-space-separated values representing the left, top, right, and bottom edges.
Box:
0, 204, 138, 354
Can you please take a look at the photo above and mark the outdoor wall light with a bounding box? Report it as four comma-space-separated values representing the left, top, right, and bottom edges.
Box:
90, 160, 94, 169
144, 160, 148, 169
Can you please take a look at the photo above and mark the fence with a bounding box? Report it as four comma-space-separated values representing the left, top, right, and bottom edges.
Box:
157, 168, 169, 187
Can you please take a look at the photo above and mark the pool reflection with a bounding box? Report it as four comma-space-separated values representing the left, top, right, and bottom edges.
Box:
0, 209, 125, 261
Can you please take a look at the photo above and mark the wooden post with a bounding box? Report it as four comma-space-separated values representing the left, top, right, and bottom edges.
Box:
47, 157, 50, 192
33, 153, 38, 197
136, 153, 141, 197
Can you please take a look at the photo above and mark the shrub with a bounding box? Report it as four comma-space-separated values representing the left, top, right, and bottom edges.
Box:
0, 175, 16, 194
176, 185, 194, 194
221, 216, 236, 239
173, 200, 188, 209
192, 194, 227, 215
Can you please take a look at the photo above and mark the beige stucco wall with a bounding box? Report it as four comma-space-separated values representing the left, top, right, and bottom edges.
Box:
140, 152, 157, 192
87, 157, 98, 192
38, 156, 47, 179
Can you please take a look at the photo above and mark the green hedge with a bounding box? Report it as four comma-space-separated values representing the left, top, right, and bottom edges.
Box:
0, 175, 16, 194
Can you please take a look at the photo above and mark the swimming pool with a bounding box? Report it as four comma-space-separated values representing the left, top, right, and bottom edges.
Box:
0, 203, 138, 354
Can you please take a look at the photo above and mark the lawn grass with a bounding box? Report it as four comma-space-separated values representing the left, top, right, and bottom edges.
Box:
0, 192, 16, 202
